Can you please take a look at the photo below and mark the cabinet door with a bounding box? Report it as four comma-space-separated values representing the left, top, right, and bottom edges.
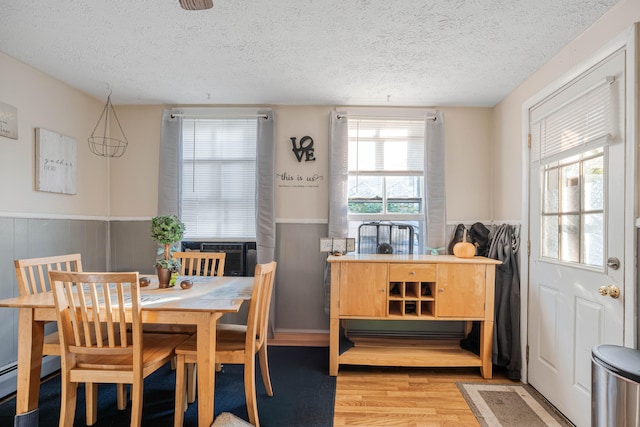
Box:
339, 263, 388, 317
436, 264, 486, 317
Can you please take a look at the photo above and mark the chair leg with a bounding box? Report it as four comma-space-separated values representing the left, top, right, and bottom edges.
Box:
186, 363, 197, 403
174, 355, 187, 427
59, 379, 78, 427
130, 380, 143, 427
244, 355, 259, 427
117, 384, 128, 410
85, 382, 98, 425
257, 345, 273, 396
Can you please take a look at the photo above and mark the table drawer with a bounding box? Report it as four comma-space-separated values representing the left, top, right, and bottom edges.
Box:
389, 264, 436, 282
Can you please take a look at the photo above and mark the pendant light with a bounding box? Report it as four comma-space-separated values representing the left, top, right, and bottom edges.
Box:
179, 0, 213, 10
88, 90, 129, 158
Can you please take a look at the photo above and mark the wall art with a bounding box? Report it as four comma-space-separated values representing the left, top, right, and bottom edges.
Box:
35, 128, 77, 195
0, 101, 18, 139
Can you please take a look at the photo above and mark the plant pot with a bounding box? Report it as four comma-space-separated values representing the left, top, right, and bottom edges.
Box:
156, 267, 172, 288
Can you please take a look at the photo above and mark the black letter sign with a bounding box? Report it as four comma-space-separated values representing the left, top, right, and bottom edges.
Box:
290, 136, 316, 162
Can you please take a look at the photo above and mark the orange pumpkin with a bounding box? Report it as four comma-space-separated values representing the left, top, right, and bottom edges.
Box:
453, 229, 476, 258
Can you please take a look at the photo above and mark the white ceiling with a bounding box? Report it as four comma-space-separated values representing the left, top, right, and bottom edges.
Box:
0, 0, 619, 107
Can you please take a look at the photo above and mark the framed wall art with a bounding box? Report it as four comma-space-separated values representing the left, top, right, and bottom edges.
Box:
35, 128, 77, 195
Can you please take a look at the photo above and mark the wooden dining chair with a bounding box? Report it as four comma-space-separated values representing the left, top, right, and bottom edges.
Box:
174, 261, 277, 427
172, 251, 226, 277
14, 254, 127, 424
49, 270, 189, 427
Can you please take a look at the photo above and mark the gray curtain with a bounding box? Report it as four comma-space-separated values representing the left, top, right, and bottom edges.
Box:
256, 109, 275, 264
328, 111, 349, 238
256, 109, 276, 335
323, 111, 348, 315
158, 109, 182, 216
424, 112, 446, 254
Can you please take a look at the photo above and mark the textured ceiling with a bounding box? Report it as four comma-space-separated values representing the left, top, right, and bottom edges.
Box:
0, 0, 619, 107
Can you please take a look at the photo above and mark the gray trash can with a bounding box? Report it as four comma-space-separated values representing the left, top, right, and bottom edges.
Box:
592, 344, 640, 426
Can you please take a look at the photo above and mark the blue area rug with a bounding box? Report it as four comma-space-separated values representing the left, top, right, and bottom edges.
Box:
0, 346, 335, 427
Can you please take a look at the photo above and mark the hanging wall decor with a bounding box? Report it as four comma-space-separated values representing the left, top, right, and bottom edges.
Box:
35, 128, 77, 194
0, 101, 18, 140
88, 91, 128, 157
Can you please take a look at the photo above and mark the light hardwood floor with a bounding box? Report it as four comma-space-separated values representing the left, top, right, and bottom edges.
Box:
333, 365, 517, 427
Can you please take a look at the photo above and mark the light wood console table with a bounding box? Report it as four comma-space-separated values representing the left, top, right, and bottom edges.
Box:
328, 254, 501, 379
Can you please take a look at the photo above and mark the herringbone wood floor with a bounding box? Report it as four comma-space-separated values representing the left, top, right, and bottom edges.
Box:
333, 366, 517, 427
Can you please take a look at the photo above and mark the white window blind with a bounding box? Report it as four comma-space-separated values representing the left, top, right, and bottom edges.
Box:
531, 79, 613, 164
347, 117, 425, 218
181, 118, 257, 240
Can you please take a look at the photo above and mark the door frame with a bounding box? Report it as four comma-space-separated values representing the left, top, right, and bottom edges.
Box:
519, 23, 639, 383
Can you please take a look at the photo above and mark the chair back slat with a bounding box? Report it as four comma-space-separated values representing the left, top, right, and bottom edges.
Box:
243, 267, 266, 355
254, 262, 276, 346
14, 254, 83, 296
49, 271, 139, 357
173, 251, 226, 277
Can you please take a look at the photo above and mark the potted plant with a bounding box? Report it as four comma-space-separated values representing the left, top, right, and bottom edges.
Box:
151, 215, 185, 287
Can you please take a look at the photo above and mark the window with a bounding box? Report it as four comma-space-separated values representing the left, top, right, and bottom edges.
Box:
347, 117, 425, 252
531, 78, 613, 268
181, 118, 257, 240
541, 148, 604, 266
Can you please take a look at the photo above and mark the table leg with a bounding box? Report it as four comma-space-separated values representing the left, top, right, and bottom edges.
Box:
16, 308, 45, 414
329, 318, 339, 376
197, 313, 219, 427
479, 320, 494, 379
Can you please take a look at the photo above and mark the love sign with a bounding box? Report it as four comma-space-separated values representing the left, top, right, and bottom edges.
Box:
290, 136, 316, 162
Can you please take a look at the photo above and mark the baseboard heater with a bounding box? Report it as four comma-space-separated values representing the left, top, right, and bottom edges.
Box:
0, 356, 59, 401
181, 241, 257, 277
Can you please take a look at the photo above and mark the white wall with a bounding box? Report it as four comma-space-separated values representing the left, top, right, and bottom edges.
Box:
0, 51, 108, 217
492, 0, 640, 221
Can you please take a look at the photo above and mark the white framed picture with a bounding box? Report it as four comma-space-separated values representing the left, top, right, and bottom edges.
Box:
35, 128, 77, 195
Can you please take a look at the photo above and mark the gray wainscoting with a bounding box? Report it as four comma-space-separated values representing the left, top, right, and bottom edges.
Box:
0, 217, 108, 398
275, 223, 330, 332
109, 220, 157, 274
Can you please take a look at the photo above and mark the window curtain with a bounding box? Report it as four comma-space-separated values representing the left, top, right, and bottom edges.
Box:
158, 109, 182, 216
424, 111, 446, 254
323, 111, 349, 314
256, 109, 276, 265
158, 107, 275, 263
256, 109, 276, 335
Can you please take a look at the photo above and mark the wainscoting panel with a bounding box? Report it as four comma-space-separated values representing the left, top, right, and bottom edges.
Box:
109, 220, 157, 274
275, 223, 330, 332
0, 216, 108, 399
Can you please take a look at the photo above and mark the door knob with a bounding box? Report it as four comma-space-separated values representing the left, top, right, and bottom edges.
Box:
598, 284, 620, 299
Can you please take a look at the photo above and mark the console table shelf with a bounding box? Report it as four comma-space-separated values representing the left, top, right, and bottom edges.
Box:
341, 337, 482, 368
328, 254, 500, 378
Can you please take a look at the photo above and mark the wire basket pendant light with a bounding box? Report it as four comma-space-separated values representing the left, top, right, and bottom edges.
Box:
88, 90, 129, 158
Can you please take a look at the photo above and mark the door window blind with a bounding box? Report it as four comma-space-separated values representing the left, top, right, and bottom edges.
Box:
530, 79, 613, 164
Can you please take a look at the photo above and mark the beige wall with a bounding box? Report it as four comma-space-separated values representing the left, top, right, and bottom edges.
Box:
492, 0, 640, 221
108, 105, 164, 218
0, 52, 108, 217
108, 104, 494, 223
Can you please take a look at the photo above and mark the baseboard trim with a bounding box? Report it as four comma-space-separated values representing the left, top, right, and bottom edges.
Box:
270, 331, 329, 347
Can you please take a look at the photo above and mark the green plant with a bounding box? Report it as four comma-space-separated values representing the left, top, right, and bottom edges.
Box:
151, 215, 185, 271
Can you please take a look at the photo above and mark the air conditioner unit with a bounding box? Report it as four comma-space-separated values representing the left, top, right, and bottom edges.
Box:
181, 242, 256, 277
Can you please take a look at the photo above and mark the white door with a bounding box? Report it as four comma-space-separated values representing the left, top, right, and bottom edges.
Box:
528, 50, 626, 427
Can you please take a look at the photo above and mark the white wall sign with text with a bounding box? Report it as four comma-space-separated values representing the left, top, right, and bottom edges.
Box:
0, 101, 18, 140
35, 128, 77, 195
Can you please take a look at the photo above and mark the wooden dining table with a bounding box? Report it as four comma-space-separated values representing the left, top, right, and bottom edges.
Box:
0, 274, 254, 427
